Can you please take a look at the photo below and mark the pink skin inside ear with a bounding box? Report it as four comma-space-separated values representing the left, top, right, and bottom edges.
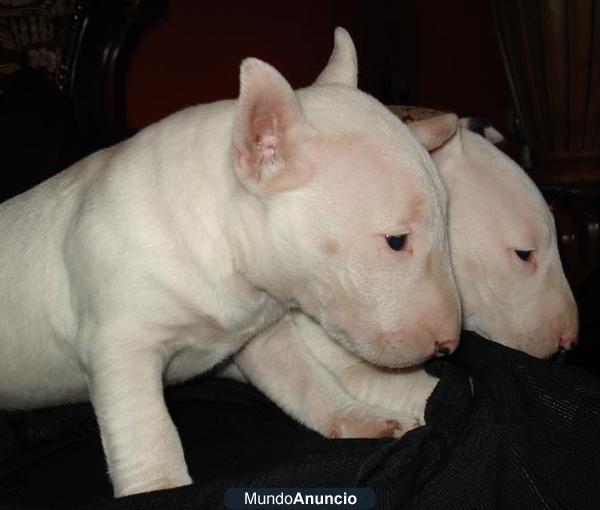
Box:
257, 134, 278, 166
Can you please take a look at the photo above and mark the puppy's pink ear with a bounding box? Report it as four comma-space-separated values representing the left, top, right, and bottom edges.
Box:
408, 113, 459, 151
233, 58, 313, 194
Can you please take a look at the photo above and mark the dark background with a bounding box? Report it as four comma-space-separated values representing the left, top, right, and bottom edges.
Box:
126, 0, 512, 132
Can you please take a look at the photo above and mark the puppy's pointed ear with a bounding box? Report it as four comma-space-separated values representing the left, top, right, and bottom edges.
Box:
408, 113, 459, 151
459, 117, 504, 144
233, 58, 313, 194
314, 27, 358, 87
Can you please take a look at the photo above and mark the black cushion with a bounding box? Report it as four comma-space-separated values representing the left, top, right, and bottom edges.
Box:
1, 332, 599, 509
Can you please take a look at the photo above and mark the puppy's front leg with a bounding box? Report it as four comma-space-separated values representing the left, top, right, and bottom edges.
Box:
89, 344, 191, 497
235, 314, 412, 439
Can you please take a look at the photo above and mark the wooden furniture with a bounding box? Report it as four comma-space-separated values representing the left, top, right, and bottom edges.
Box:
60, 0, 167, 148
491, 0, 600, 285
491, 0, 600, 187
0, 0, 167, 156
0, 0, 167, 202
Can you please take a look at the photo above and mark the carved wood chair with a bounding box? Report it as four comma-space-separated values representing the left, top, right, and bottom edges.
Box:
0, 0, 167, 202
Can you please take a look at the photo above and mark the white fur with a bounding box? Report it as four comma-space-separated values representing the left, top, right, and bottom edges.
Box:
0, 29, 459, 496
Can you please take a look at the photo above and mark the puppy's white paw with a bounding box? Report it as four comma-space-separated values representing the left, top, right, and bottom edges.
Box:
328, 401, 423, 439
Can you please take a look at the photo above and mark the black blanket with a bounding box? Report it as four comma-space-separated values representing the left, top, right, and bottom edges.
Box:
1, 333, 599, 510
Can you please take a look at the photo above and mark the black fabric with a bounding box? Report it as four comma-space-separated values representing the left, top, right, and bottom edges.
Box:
0, 332, 599, 510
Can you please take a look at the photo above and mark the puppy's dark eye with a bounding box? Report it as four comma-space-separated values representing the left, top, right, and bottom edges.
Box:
386, 234, 407, 251
515, 249, 533, 261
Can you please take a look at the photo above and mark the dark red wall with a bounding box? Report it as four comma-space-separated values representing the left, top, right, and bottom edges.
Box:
127, 0, 513, 134
411, 2, 512, 117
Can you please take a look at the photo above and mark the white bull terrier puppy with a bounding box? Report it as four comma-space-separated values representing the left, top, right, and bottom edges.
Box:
0, 29, 460, 496
230, 112, 579, 438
